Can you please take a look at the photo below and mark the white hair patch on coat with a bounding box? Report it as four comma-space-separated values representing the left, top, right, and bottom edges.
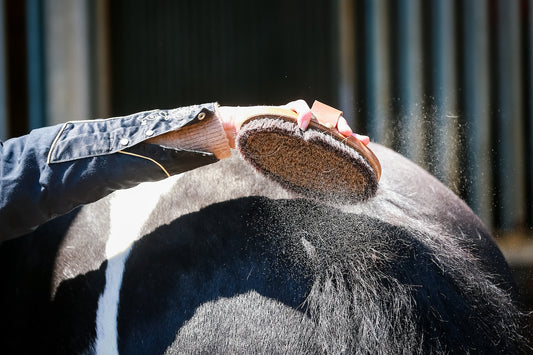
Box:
93, 176, 180, 354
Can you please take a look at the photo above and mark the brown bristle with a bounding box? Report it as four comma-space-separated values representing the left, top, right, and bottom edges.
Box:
236, 116, 379, 203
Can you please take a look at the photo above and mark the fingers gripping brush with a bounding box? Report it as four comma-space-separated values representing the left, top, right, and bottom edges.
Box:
236, 101, 382, 203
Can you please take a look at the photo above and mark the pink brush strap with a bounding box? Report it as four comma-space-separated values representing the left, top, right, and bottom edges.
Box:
311, 100, 343, 128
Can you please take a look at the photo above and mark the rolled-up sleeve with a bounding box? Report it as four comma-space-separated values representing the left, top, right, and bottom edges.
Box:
0, 103, 226, 241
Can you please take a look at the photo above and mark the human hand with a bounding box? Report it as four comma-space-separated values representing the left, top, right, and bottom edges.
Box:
217, 100, 370, 148
281, 100, 371, 145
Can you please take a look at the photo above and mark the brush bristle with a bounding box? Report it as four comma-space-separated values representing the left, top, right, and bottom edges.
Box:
236, 117, 379, 203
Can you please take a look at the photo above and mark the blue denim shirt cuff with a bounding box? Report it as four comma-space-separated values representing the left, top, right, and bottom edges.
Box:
47, 103, 217, 164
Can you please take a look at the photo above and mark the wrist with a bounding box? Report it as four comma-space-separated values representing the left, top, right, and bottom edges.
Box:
216, 106, 238, 149
147, 107, 231, 159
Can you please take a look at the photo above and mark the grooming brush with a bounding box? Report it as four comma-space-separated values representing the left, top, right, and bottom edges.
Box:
236, 100, 381, 202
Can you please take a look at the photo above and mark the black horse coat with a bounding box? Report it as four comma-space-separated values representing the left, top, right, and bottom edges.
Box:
0, 144, 526, 354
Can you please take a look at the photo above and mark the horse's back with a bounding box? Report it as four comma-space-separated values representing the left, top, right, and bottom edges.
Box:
0, 144, 525, 354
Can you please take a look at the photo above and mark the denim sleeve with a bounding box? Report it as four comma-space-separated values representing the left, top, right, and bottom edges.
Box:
0, 103, 219, 241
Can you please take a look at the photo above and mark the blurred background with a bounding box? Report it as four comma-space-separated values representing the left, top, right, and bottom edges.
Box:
0, 0, 531, 329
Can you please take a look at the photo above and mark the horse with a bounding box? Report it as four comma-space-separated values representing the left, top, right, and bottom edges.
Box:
0, 143, 528, 354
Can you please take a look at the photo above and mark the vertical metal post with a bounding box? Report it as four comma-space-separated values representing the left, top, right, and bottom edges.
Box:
364, 0, 391, 144
0, 0, 7, 140
395, 0, 423, 164
26, 0, 46, 129
337, 0, 356, 128
460, 0, 492, 227
430, 0, 459, 191
524, 0, 533, 228
44, 0, 91, 125
92, 0, 111, 118
495, 0, 525, 231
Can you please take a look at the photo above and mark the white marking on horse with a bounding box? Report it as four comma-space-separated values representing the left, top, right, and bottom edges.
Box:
94, 176, 180, 354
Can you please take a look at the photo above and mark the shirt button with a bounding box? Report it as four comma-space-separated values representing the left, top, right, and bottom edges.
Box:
198, 112, 206, 120
120, 138, 129, 146
146, 129, 154, 137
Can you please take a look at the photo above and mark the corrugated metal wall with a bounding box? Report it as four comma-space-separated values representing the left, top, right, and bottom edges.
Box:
347, 0, 532, 233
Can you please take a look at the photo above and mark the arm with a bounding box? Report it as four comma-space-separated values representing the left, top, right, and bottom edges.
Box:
0, 100, 368, 241
0, 103, 227, 241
